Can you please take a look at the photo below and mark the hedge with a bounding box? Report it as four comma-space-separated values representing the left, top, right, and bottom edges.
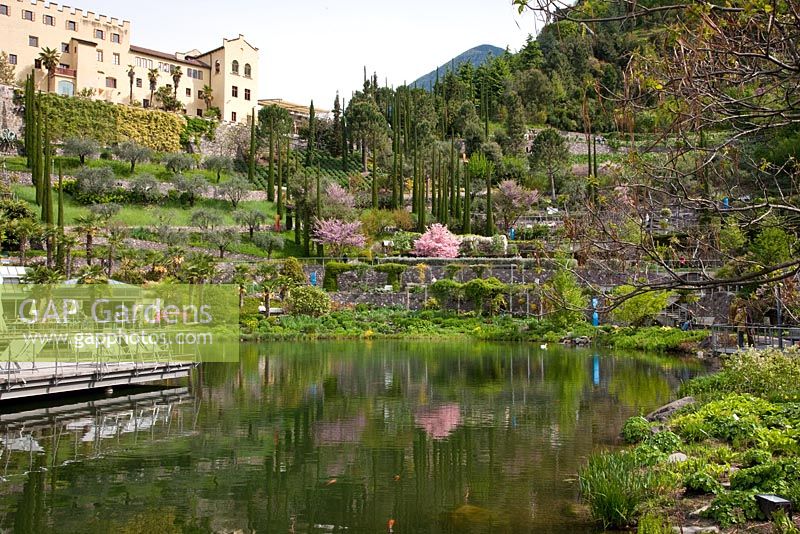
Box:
38, 93, 185, 151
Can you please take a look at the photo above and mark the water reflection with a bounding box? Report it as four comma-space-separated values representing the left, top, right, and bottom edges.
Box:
0, 341, 703, 533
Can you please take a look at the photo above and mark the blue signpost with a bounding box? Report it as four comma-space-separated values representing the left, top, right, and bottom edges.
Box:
310, 271, 317, 287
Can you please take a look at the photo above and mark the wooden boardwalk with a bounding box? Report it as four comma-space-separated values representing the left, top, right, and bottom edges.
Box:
0, 361, 195, 401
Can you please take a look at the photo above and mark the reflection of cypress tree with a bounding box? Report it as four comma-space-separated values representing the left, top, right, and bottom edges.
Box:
14, 456, 45, 534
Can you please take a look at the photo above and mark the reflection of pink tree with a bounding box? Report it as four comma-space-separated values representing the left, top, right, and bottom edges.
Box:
312, 218, 367, 257
413, 224, 461, 258
414, 404, 461, 439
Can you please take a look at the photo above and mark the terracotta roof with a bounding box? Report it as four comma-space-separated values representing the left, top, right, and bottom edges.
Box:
129, 45, 210, 68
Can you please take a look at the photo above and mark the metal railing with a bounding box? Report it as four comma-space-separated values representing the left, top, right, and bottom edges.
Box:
710, 325, 800, 353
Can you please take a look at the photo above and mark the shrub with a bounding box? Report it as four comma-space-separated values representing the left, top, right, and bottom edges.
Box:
463, 277, 508, 316
703, 490, 761, 527
543, 267, 586, 329
637, 513, 674, 534
375, 263, 407, 290
646, 431, 682, 453
286, 286, 331, 317
622, 416, 651, 444
684, 468, 723, 495
281, 257, 307, 286
322, 261, 358, 291
129, 173, 162, 203
430, 279, 463, 303
73, 166, 118, 203
413, 224, 461, 258
611, 285, 674, 326
162, 152, 195, 175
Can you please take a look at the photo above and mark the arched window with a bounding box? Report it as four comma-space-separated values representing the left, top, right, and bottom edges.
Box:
244, 63, 251, 78
231, 60, 239, 74
215, 60, 220, 74
57, 80, 74, 97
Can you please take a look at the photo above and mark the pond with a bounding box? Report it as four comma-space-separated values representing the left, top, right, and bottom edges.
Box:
0, 341, 703, 533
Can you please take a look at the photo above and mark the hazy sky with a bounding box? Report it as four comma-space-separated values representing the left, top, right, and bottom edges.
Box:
61, 0, 540, 108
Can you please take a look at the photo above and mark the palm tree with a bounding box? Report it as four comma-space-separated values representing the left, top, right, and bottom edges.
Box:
171, 66, 183, 99
58, 232, 78, 279
22, 265, 64, 285
105, 224, 127, 277
232, 264, 252, 308
256, 263, 283, 318
76, 264, 108, 285
147, 68, 159, 106
38, 47, 61, 92
11, 219, 42, 266
127, 65, 136, 104
201, 85, 214, 110
74, 213, 102, 266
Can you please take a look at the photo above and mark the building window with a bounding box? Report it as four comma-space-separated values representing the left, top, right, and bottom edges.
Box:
231, 111, 237, 122
231, 60, 239, 74
186, 67, 203, 80
61, 42, 69, 53
135, 57, 153, 69
113, 53, 120, 65
29, 35, 39, 47
231, 86, 238, 98
67, 20, 76, 31
57, 80, 74, 97
23, 10, 33, 21
0, 5, 8, 16
8, 54, 17, 65
244, 63, 251, 78
159, 62, 171, 73
186, 88, 191, 97
105, 77, 117, 88
196, 109, 203, 117
111, 33, 120, 43
244, 88, 251, 101
43, 14, 54, 26
59, 63, 69, 69
215, 60, 220, 74
143, 98, 150, 108
34, 59, 41, 69
136, 78, 142, 88
94, 29, 104, 39
97, 50, 103, 62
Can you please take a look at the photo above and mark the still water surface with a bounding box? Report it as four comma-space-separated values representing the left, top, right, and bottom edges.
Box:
0, 341, 702, 533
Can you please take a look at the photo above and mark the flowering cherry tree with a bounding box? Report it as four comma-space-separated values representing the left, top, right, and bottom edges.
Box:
413, 224, 461, 258
494, 180, 539, 230
312, 218, 366, 257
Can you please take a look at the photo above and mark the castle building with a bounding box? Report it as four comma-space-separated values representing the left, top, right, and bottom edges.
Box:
0, 0, 259, 124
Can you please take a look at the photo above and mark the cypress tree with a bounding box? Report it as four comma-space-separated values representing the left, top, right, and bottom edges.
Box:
41, 120, 52, 224
56, 160, 65, 270
248, 109, 256, 186
316, 168, 323, 256
276, 132, 283, 217
302, 172, 310, 255
371, 131, 378, 209
454, 157, 461, 222
341, 98, 348, 172
34, 99, 43, 206
485, 168, 494, 236
449, 137, 456, 221
267, 115, 275, 202
431, 148, 437, 219
463, 164, 471, 234
391, 91, 399, 209
306, 100, 315, 167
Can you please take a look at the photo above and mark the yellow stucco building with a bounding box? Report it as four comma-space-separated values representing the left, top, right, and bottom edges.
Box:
0, 0, 259, 124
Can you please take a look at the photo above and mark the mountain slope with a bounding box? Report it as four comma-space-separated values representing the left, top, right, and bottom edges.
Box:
412, 44, 505, 90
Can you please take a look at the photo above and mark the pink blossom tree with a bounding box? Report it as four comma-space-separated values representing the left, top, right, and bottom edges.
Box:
312, 218, 366, 257
494, 180, 539, 230
413, 224, 461, 258
324, 183, 356, 219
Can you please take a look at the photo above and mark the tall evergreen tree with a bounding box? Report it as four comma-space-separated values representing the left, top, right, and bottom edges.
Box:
248, 109, 257, 186
306, 100, 316, 167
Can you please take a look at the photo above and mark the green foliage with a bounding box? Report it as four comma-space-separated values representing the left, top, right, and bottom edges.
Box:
322, 261, 360, 291
719, 218, 747, 255
280, 257, 307, 286
374, 263, 407, 290
600, 326, 708, 353
611, 285, 673, 326
681, 348, 800, 402
543, 268, 586, 329
285, 286, 332, 317
181, 117, 216, 146
684, 467, 723, 495
750, 226, 796, 266
37, 93, 184, 151
703, 490, 761, 527
579, 451, 665, 530
636, 513, 674, 534
430, 279, 464, 303
645, 431, 682, 454
162, 152, 195, 175
462, 277, 508, 316
622, 416, 652, 444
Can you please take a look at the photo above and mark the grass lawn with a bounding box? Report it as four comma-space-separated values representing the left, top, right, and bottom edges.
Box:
11, 184, 278, 227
